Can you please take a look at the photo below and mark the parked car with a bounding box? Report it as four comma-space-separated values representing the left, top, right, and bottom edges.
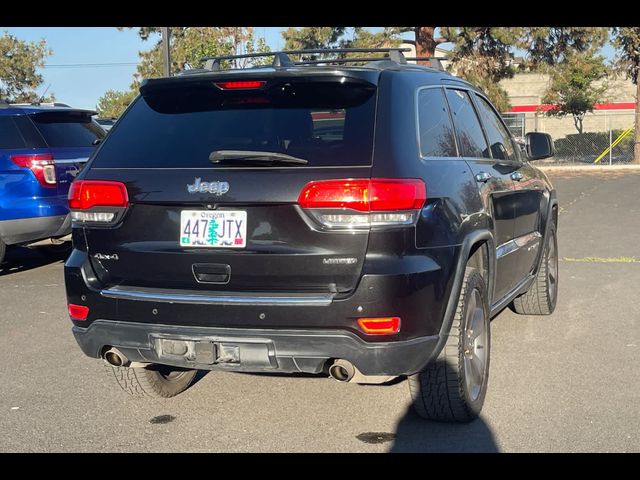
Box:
64, 48, 558, 423
0, 102, 105, 263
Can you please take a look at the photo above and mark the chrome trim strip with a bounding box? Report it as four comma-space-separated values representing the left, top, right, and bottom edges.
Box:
100, 287, 335, 306
496, 231, 542, 259
54, 158, 89, 164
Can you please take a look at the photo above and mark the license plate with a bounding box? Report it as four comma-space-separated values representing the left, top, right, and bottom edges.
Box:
180, 210, 247, 248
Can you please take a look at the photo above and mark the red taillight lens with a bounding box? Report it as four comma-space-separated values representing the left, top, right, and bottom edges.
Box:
298, 179, 426, 212
298, 179, 370, 211
357, 317, 401, 335
214, 80, 266, 90
369, 180, 426, 211
10, 154, 56, 188
68, 180, 129, 210
68, 304, 89, 321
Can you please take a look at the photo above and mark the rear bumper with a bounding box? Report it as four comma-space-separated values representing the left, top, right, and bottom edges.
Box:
0, 214, 70, 245
73, 320, 439, 376
65, 244, 462, 376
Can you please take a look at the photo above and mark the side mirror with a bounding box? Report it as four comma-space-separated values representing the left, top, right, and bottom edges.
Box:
525, 132, 554, 160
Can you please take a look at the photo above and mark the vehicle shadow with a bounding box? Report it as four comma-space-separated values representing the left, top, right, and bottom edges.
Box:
0, 245, 68, 276
389, 407, 499, 452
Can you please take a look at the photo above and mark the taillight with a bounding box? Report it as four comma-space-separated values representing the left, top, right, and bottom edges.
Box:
214, 80, 266, 90
10, 154, 56, 188
68, 180, 129, 223
68, 303, 89, 321
298, 178, 426, 229
357, 317, 401, 335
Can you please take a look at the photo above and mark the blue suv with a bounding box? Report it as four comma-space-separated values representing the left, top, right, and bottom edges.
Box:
0, 102, 105, 264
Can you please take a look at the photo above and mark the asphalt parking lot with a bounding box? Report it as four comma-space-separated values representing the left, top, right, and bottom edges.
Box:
0, 169, 638, 452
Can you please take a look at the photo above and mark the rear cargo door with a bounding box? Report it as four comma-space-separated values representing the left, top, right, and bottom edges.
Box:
81, 76, 378, 294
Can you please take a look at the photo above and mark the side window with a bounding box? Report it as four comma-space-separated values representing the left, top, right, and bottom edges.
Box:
417, 88, 457, 157
474, 94, 517, 162
0, 117, 26, 149
444, 89, 490, 158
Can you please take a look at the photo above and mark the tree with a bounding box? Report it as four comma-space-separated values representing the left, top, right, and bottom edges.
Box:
541, 52, 609, 134
440, 27, 521, 111
96, 89, 137, 118
384, 27, 607, 111
126, 27, 270, 85
611, 27, 640, 164
0, 32, 52, 103
282, 27, 395, 60
518, 27, 608, 68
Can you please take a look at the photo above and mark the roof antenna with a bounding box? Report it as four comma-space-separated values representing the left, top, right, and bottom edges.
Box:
37, 83, 52, 104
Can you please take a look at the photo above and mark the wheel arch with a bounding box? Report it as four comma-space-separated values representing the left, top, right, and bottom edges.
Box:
424, 229, 495, 366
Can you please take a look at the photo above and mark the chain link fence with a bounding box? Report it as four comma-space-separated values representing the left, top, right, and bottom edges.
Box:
503, 111, 636, 165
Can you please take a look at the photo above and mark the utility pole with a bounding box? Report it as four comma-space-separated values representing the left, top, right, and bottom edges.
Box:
161, 27, 171, 77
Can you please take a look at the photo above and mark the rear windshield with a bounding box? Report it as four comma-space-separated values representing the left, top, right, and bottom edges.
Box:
31, 111, 105, 148
91, 80, 377, 168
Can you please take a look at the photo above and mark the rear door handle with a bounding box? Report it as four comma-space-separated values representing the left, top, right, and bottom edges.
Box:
475, 172, 492, 183
192, 264, 231, 284
511, 171, 524, 181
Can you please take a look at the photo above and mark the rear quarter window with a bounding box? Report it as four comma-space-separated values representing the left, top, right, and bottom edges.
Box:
417, 88, 457, 157
0, 117, 26, 149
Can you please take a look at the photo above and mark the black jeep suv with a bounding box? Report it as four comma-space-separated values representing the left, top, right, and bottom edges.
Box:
64, 48, 558, 422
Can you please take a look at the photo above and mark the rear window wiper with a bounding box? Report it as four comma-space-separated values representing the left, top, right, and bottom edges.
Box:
209, 150, 308, 166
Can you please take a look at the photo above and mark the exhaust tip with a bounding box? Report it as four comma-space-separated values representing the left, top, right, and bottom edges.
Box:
328, 359, 355, 382
103, 347, 129, 367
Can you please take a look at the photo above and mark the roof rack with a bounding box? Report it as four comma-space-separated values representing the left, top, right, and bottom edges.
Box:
199, 48, 440, 72
406, 57, 446, 71
9, 101, 72, 108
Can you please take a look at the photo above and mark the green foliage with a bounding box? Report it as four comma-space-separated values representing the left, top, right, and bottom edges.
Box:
612, 27, 640, 84
553, 129, 634, 159
518, 27, 608, 68
96, 89, 137, 118
282, 27, 348, 50
0, 32, 52, 103
282, 27, 396, 61
440, 27, 521, 110
541, 52, 609, 134
126, 27, 271, 84
380, 27, 607, 111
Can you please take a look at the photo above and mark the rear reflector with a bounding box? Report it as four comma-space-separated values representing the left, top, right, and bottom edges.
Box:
298, 179, 426, 212
68, 304, 89, 321
10, 153, 56, 188
214, 80, 266, 90
68, 180, 129, 210
357, 317, 401, 335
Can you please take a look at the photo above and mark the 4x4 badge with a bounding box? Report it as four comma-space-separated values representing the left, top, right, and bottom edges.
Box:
187, 178, 230, 196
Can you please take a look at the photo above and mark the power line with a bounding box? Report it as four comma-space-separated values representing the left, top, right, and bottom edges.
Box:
42, 62, 138, 69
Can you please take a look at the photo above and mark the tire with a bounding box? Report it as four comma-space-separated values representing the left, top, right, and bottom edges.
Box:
408, 267, 490, 423
0, 238, 5, 265
105, 363, 198, 398
511, 222, 558, 315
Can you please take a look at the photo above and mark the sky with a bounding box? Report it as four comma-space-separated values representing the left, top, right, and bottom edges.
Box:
2, 27, 616, 111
